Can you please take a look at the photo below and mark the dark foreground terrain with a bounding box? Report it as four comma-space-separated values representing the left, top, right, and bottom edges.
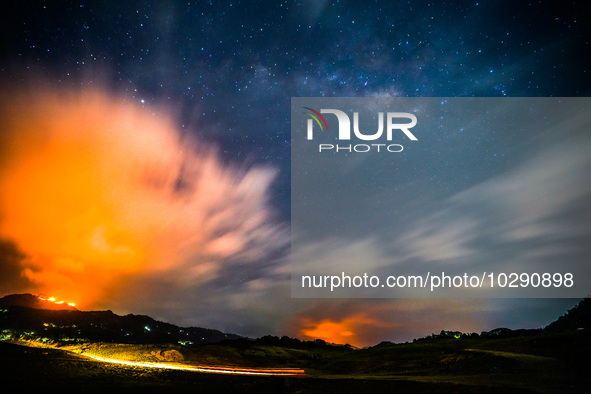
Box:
1, 332, 589, 393
0, 342, 504, 394
1, 295, 590, 392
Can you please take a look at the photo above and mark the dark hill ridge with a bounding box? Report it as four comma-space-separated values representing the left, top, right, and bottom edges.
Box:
0, 293, 77, 311
545, 297, 591, 332
0, 293, 241, 345
1, 293, 590, 347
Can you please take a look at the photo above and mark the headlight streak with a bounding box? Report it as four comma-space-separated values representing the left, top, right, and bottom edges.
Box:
83, 354, 306, 376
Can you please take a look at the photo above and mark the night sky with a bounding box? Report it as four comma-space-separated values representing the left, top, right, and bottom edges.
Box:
0, 0, 590, 347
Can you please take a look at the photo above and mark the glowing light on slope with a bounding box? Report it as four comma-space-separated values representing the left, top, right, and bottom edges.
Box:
37, 295, 75, 308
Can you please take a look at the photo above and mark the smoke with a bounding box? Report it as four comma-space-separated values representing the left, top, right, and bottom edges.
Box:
298, 312, 393, 347
290, 299, 489, 347
0, 87, 286, 308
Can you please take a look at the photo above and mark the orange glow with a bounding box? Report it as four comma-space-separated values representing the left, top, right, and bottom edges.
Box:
37, 295, 76, 309
0, 90, 174, 306
0, 87, 280, 309
301, 319, 354, 343
299, 313, 389, 347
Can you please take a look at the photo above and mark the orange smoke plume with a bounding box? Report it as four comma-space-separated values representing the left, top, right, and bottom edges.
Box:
299, 313, 391, 347
0, 87, 283, 308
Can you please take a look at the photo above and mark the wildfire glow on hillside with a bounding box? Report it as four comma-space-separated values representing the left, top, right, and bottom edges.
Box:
0, 87, 284, 309
38, 295, 75, 308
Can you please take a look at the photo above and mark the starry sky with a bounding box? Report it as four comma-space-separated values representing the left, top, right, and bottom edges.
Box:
0, 0, 590, 347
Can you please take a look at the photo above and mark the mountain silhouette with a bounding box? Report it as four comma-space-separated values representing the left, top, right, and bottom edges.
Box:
545, 297, 591, 332
2, 293, 590, 347
0, 293, 241, 345
0, 293, 77, 311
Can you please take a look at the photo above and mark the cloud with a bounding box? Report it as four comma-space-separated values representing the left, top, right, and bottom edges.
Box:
0, 87, 287, 309
394, 116, 591, 276
291, 237, 394, 275
451, 135, 591, 243
398, 211, 477, 263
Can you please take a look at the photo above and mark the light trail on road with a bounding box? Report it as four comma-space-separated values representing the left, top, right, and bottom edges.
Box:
83, 354, 306, 376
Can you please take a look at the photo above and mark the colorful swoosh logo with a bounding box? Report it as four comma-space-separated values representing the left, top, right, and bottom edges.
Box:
303, 107, 328, 131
